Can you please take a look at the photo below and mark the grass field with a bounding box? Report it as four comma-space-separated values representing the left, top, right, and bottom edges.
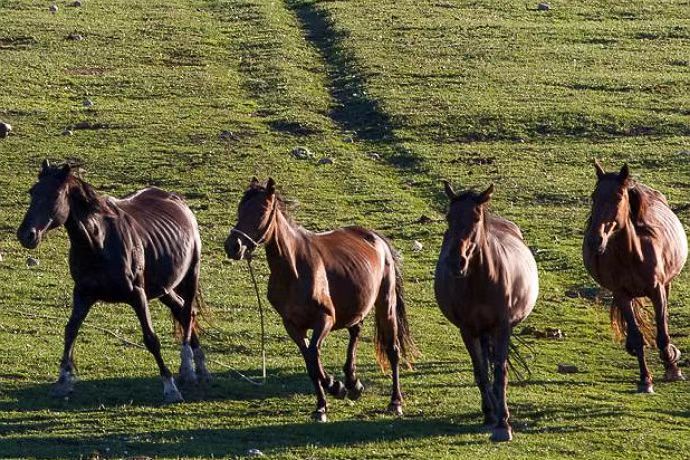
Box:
1, 0, 689, 458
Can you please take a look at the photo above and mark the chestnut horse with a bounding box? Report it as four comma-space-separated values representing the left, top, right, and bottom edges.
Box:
17, 160, 209, 403
434, 182, 538, 442
583, 161, 687, 393
224, 178, 416, 422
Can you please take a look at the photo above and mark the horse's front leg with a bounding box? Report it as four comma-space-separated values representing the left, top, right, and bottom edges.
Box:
651, 284, 684, 381
51, 288, 95, 397
460, 330, 496, 430
490, 327, 512, 442
616, 293, 654, 393
130, 287, 182, 403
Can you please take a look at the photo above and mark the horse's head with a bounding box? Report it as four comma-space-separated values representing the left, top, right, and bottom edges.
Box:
586, 161, 632, 254
441, 180, 494, 278
224, 177, 278, 260
17, 160, 73, 249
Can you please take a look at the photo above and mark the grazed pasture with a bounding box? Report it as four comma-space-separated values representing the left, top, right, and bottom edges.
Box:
0, 0, 689, 458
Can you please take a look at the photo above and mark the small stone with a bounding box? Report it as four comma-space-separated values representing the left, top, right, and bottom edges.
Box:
26, 257, 40, 268
219, 130, 237, 141
415, 214, 433, 224
62, 129, 74, 136
82, 98, 94, 107
71, 0, 83, 6
247, 449, 264, 457
0, 122, 12, 138
557, 363, 579, 374
67, 33, 85, 41
49, 4, 58, 13
544, 327, 564, 339
367, 152, 381, 160
412, 240, 423, 252
0, 252, 3, 262
318, 157, 334, 165
537, 2, 550, 10
291, 146, 314, 160
677, 150, 690, 156
343, 136, 354, 143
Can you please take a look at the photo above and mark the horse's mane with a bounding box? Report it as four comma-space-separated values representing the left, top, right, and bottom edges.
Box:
628, 181, 667, 233
240, 185, 294, 224
41, 163, 113, 216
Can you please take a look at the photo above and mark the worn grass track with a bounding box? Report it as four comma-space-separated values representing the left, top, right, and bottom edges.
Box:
0, 0, 689, 458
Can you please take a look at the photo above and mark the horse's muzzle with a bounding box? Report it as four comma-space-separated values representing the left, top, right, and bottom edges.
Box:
224, 236, 246, 260
17, 226, 40, 249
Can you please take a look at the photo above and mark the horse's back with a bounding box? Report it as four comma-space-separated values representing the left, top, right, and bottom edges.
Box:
112, 187, 200, 297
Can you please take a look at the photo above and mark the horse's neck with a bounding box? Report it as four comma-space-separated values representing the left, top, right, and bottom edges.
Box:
614, 218, 644, 262
474, 225, 498, 280
64, 184, 108, 252
264, 211, 301, 278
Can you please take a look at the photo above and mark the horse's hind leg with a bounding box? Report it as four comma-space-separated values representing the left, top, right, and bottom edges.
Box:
51, 289, 95, 397
130, 287, 182, 403
343, 322, 365, 400
460, 330, 496, 430
160, 291, 208, 385
375, 280, 403, 416
490, 327, 512, 442
616, 293, 654, 393
651, 284, 684, 381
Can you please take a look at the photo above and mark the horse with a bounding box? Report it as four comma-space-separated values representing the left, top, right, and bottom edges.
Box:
17, 160, 209, 403
583, 161, 687, 393
224, 177, 416, 422
434, 182, 538, 442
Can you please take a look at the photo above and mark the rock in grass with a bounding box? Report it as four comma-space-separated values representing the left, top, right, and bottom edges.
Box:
0, 122, 12, 138
291, 146, 314, 160
0, 252, 3, 262
219, 130, 237, 141
26, 257, 40, 268
412, 240, 423, 252
318, 157, 334, 165
67, 33, 85, 41
247, 449, 264, 457
537, 2, 550, 10
63, 129, 74, 136
82, 98, 94, 107
71, 0, 83, 6
367, 152, 381, 161
557, 363, 579, 374
49, 4, 58, 13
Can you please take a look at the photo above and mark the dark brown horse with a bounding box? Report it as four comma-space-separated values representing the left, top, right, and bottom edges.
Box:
224, 178, 416, 422
17, 160, 209, 403
434, 182, 538, 442
583, 161, 687, 393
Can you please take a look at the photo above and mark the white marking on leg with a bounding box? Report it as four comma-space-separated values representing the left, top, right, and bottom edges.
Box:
179, 344, 196, 382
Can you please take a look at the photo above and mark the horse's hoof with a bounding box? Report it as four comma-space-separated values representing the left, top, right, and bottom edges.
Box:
490, 426, 513, 442
387, 403, 403, 417
196, 369, 212, 385
177, 368, 198, 387
49, 382, 74, 398
664, 368, 685, 382
312, 410, 328, 423
347, 380, 364, 401
164, 388, 184, 404
637, 382, 654, 394
329, 380, 347, 400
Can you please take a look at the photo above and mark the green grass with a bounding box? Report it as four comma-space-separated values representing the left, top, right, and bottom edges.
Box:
1, 0, 689, 458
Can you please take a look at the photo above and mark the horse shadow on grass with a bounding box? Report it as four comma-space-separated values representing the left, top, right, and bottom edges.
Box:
0, 367, 316, 412
0, 416, 479, 458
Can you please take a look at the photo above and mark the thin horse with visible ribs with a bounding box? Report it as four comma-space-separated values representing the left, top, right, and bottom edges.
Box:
583, 161, 687, 393
434, 182, 538, 442
17, 160, 209, 403
224, 177, 417, 422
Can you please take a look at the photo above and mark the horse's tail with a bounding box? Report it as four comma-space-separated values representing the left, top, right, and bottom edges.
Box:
374, 237, 419, 371
610, 298, 655, 347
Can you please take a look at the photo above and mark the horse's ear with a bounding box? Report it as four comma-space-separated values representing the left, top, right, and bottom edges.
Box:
442, 180, 456, 200
41, 159, 51, 170
478, 183, 494, 204
266, 177, 276, 194
593, 159, 605, 179
618, 163, 630, 183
